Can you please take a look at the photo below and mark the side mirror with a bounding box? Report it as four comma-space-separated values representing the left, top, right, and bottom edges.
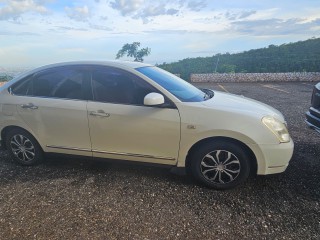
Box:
144, 92, 165, 106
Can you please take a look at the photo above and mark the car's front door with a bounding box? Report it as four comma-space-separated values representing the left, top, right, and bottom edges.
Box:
11, 66, 92, 156
87, 67, 180, 164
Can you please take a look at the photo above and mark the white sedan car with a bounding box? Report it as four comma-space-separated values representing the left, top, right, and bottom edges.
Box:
0, 61, 294, 189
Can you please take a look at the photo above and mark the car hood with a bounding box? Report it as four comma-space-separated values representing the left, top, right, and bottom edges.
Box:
201, 91, 285, 121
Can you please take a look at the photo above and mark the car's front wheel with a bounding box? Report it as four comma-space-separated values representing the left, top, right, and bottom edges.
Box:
6, 128, 43, 166
189, 140, 251, 190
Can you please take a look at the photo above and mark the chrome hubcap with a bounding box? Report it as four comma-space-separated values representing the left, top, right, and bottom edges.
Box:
10, 134, 35, 162
200, 150, 241, 184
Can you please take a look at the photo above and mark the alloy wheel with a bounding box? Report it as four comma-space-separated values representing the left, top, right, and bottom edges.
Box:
200, 150, 241, 184
10, 134, 36, 163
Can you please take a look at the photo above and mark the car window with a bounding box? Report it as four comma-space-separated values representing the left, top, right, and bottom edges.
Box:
10, 76, 33, 96
136, 66, 207, 102
11, 67, 86, 100
91, 67, 158, 105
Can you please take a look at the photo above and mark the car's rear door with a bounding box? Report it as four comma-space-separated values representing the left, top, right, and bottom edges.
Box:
87, 66, 180, 165
11, 66, 92, 156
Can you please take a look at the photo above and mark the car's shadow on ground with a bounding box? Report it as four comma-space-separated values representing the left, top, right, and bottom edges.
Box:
0, 150, 194, 186
0, 140, 319, 202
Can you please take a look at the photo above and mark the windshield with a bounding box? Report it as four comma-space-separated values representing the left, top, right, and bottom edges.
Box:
136, 66, 208, 102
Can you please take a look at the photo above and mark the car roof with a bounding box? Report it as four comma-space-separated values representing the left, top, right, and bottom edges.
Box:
44, 60, 153, 68
4, 60, 154, 86
40, 60, 153, 70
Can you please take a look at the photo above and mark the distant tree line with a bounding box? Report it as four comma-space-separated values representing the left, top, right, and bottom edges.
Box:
158, 37, 320, 80
0, 75, 13, 82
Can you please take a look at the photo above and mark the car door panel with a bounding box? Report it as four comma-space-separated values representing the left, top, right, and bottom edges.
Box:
88, 102, 180, 163
16, 97, 92, 155
87, 66, 180, 164
11, 66, 92, 156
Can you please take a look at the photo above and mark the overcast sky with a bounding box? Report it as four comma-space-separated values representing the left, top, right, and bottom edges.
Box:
0, 0, 320, 67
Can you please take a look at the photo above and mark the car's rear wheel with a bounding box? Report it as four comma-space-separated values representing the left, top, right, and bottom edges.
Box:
189, 140, 251, 190
6, 128, 43, 165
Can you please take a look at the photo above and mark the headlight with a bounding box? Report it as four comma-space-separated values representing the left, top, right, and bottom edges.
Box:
262, 116, 290, 143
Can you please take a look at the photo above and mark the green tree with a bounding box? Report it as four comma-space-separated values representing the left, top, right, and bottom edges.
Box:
218, 64, 236, 73
116, 42, 151, 62
0, 75, 12, 82
158, 37, 320, 80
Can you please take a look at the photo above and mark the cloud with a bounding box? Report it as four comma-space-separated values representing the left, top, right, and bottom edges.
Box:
167, 8, 179, 15
65, 5, 90, 22
187, 0, 207, 12
109, 0, 144, 16
138, 5, 167, 18
225, 12, 237, 21
109, 0, 180, 23
0, 31, 40, 36
232, 18, 320, 36
225, 10, 257, 21
89, 24, 113, 31
144, 29, 189, 34
60, 48, 87, 53
144, 29, 221, 35
0, 0, 47, 20
135, 5, 179, 23
238, 10, 256, 19
55, 26, 88, 31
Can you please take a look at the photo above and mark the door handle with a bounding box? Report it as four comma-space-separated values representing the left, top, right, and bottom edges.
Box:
89, 110, 110, 117
20, 103, 38, 110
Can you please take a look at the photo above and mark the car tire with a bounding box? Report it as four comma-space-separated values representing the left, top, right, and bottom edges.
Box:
6, 128, 43, 166
189, 140, 251, 190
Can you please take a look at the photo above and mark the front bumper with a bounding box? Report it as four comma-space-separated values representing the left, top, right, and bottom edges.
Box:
306, 109, 320, 134
250, 139, 294, 175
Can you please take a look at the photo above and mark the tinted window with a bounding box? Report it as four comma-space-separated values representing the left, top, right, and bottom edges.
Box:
136, 66, 206, 102
11, 67, 86, 100
11, 76, 33, 95
92, 67, 158, 105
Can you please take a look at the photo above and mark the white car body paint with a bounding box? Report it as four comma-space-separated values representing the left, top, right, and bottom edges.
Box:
0, 61, 294, 176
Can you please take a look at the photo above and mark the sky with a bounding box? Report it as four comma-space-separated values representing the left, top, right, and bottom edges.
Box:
0, 0, 320, 67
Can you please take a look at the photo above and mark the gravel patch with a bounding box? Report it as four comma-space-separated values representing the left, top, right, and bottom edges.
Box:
0, 82, 319, 239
